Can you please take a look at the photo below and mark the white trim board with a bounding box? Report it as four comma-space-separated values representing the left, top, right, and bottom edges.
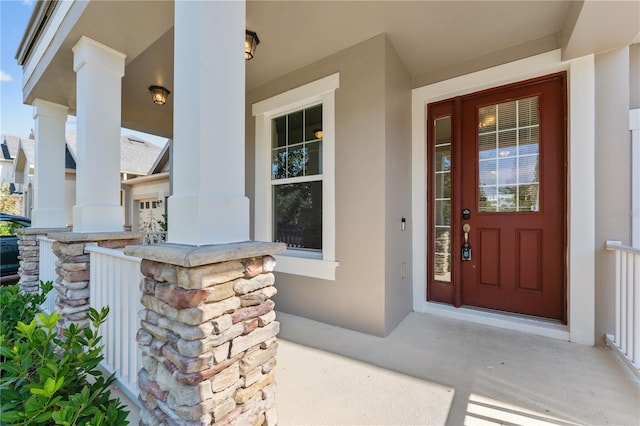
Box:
411, 49, 596, 345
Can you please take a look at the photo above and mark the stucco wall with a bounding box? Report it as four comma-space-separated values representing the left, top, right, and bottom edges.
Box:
247, 34, 412, 336
594, 47, 631, 344
631, 44, 640, 109
383, 37, 413, 334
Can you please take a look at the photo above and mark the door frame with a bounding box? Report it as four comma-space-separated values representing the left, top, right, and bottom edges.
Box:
411, 50, 596, 345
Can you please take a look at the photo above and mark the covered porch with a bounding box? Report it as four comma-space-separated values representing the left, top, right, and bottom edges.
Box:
13, 0, 640, 424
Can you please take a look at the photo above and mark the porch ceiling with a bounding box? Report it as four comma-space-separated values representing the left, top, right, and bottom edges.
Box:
18, 1, 639, 138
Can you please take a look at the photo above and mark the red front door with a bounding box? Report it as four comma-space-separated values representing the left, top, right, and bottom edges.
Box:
427, 73, 567, 322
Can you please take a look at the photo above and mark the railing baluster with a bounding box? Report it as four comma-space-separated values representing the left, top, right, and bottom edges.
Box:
627, 254, 634, 360
615, 249, 621, 347
606, 241, 640, 376
621, 252, 628, 354
634, 253, 640, 367
38, 237, 58, 315
87, 246, 143, 404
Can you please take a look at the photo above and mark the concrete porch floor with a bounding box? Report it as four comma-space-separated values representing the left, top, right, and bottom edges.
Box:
117, 311, 639, 425
276, 311, 639, 425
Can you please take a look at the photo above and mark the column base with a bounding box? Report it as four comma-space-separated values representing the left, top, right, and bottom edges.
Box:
168, 193, 249, 245
73, 204, 123, 233
32, 208, 68, 228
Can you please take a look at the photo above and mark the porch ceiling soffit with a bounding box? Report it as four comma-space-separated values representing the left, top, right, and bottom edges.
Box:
22, 1, 620, 137
20, 0, 173, 116
561, 0, 640, 61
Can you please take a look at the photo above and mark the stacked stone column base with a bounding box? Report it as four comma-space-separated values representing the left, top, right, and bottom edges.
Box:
16, 227, 69, 293
125, 242, 285, 426
48, 232, 143, 335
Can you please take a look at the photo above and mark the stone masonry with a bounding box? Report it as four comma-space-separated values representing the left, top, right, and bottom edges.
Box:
48, 232, 143, 335
125, 242, 286, 426
17, 227, 69, 294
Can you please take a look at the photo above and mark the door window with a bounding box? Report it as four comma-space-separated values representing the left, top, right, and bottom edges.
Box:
477, 97, 540, 212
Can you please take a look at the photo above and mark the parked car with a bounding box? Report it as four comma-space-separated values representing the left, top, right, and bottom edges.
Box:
0, 213, 31, 281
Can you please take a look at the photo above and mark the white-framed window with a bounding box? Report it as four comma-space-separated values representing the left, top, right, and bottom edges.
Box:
253, 73, 339, 280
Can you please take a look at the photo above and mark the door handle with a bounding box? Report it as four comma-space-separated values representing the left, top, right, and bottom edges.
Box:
462, 224, 472, 261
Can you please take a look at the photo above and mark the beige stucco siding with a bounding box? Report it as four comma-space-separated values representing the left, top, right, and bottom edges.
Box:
383, 37, 413, 334
247, 35, 413, 336
594, 47, 632, 344
631, 44, 639, 110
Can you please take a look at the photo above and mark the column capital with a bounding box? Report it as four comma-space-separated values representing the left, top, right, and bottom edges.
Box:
32, 99, 68, 120
72, 36, 126, 76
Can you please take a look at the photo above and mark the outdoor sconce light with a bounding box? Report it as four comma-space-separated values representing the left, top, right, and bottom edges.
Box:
148, 85, 171, 105
245, 30, 260, 60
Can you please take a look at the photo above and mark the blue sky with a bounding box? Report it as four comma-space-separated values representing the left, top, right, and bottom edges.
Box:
0, 0, 166, 146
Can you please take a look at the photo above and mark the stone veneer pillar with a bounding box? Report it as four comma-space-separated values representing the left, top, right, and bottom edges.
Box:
124, 241, 286, 426
17, 227, 70, 294
48, 232, 143, 335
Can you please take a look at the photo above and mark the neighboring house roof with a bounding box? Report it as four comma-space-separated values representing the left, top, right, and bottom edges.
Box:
65, 145, 76, 169
65, 131, 163, 176
16, 138, 35, 172
148, 139, 171, 174
1, 135, 23, 160
120, 135, 162, 176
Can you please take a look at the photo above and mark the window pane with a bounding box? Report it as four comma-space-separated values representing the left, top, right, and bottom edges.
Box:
434, 227, 451, 282
479, 133, 496, 160
479, 160, 497, 186
306, 140, 322, 175
519, 184, 540, 211
435, 116, 452, 144
435, 145, 451, 172
478, 105, 496, 132
272, 116, 287, 148
435, 173, 451, 199
273, 181, 322, 250
271, 148, 287, 179
434, 200, 451, 226
288, 145, 306, 178
304, 105, 322, 141
288, 110, 303, 144
479, 186, 497, 212
518, 155, 539, 184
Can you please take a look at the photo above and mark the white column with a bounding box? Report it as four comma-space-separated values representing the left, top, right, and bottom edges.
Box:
72, 36, 125, 232
168, 0, 249, 245
32, 99, 68, 227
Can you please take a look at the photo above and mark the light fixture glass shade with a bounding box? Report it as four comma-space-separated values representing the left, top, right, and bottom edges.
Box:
148, 85, 170, 105
245, 30, 260, 60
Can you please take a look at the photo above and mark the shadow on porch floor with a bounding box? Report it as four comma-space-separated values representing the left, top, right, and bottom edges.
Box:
276, 311, 640, 425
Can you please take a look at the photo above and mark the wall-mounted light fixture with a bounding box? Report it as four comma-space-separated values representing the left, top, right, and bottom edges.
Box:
245, 30, 260, 60
148, 85, 171, 105
313, 129, 323, 139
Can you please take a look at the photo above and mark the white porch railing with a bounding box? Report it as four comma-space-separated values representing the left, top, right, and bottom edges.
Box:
141, 231, 167, 245
605, 241, 640, 378
87, 245, 143, 405
38, 236, 57, 315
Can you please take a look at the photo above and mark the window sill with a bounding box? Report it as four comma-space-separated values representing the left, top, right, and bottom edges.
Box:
274, 251, 339, 281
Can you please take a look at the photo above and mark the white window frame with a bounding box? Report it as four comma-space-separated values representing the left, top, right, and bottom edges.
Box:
253, 73, 339, 280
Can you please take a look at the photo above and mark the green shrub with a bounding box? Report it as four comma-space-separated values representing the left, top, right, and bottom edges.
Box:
0, 283, 129, 425
0, 281, 53, 347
